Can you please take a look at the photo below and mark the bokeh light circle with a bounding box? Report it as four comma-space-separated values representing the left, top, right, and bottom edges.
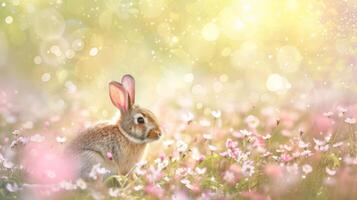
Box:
40, 38, 69, 66
266, 73, 291, 93
202, 23, 220, 41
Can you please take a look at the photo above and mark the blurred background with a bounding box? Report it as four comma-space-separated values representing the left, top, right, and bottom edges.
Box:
0, 0, 357, 199
0, 0, 356, 128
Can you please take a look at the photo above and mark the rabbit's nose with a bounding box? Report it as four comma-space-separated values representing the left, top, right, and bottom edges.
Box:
147, 129, 161, 140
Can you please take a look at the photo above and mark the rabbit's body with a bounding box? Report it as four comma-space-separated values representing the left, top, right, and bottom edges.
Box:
68, 122, 147, 178
66, 74, 161, 180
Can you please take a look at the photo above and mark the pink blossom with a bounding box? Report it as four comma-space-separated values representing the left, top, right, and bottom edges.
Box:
279, 111, 298, 128
146, 167, 164, 182
21, 142, 77, 184
223, 170, 236, 185
106, 152, 113, 160
144, 184, 164, 198
225, 138, 238, 149
223, 164, 241, 185
253, 135, 266, 148
280, 153, 293, 162
264, 164, 283, 179
312, 115, 334, 134
245, 115, 260, 128
172, 190, 190, 200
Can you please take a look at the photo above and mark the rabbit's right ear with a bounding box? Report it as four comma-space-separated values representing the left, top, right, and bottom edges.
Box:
121, 74, 135, 106
109, 81, 129, 113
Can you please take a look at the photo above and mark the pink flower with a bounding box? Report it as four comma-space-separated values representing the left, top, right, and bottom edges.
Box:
22, 142, 77, 184
312, 115, 334, 134
245, 115, 260, 128
280, 153, 293, 162
223, 164, 241, 185
106, 152, 113, 160
279, 111, 298, 128
21, 141, 78, 199
253, 136, 266, 148
225, 138, 238, 149
172, 190, 190, 200
264, 164, 283, 179
144, 184, 164, 198
146, 167, 164, 182
223, 170, 236, 185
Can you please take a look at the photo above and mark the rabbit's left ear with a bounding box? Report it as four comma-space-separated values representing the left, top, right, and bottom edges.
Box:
121, 74, 135, 106
109, 81, 129, 113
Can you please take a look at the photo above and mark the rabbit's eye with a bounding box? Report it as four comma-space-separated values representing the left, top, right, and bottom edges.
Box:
137, 116, 145, 124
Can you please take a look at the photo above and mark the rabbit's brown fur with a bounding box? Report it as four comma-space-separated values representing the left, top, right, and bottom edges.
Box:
68, 123, 147, 176
66, 75, 161, 180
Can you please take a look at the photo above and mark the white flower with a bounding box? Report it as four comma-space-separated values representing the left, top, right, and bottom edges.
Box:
195, 167, 207, 175
134, 168, 146, 176
6, 183, 20, 192
177, 140, 188, 152
332, 142, 343, 148
76, 179, 87, 190
325, 167, 336, 176
3, 160, 14, 169
157, 159, 169, 171
208, 145, 217, 151
345, 117, 356, 124
30, 134, 45, 142
298, 140, 310, 148
241, 129, 253, 137
89, 163, 110, 180
199, 119, 211, 127
242, 161, 255, 176
180, 178, 195, 190
263, 134, 271, 140
244, 115, 260, 128
337, 106, 347, 117
136, 160, 147, 168
108, 188, 120, 197
302, 164, 313, 174
59, 181, 76, 190
323, 112, 334, 117
211, 110, 221, 118
175, 168, 189, 177
182, 112, 194, 122
134, 184, 143, 191
181, 178, 190, 185
313, 138, 329, 152
56, 136, 67, 144
223, 170, 235, 183
191, 148, 203, 161
203, 133, 213, 140
163, 140, 174, 147
12, 130, 21, 135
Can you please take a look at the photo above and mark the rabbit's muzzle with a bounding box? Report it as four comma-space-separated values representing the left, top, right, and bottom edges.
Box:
147, 128, 162, 140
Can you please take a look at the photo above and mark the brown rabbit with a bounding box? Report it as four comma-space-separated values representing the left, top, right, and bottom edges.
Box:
67, 74, 162, 179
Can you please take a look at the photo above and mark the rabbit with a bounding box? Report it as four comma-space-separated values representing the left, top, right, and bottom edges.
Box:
66, 74, 162, 180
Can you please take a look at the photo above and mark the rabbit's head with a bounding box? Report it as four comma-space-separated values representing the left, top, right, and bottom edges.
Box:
109, 74, 162, 144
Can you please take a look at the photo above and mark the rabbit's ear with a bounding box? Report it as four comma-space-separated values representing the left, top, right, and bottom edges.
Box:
121, 74, 135, 106
109, 81, 129, 113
